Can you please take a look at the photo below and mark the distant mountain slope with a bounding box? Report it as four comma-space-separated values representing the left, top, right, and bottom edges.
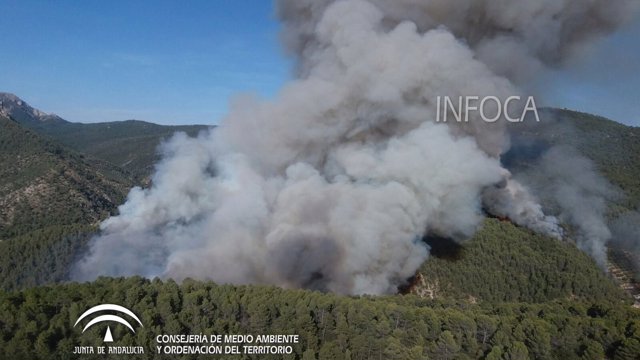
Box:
0, 115, 132, 238
0, 93, 208, 291
33, 120, 209, 182
0, 115, 135, 290
554, 109, 640, 209
0, 92, 66, 125
0, 92, 209, 181
513, 108, 640, 209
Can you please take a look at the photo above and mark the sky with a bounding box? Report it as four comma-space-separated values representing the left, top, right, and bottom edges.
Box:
0, 0, 291, 125
0, 1, 638, 126
539, 18, 640, 127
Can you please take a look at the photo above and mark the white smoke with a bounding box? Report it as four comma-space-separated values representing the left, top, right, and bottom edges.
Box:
482, 173, 563, 239
73, 0, 638, 293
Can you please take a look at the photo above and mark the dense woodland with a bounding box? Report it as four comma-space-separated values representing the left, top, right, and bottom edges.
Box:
0, 224, 94, 291
1, 277, 639, 360
420, 218, 628, 304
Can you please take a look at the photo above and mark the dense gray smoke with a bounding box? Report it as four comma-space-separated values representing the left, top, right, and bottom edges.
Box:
73, 0, 638, 294
278, 0, 639, 84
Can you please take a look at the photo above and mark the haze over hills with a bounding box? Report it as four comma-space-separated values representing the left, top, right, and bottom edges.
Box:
515, 108, 640, 210
0, 92, 209, 181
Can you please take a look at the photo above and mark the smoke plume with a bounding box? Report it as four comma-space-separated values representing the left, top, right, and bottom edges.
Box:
513, 146, 620, 267
73, 0, 638, 294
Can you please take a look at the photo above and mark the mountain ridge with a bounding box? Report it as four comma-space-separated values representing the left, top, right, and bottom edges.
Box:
0, 114, 132, 239
0, 92, 210, 181
0, 92, 66, 124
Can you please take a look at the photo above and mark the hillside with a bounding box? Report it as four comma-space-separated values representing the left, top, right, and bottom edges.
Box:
555, 109, 640, 210
416, 218, 628, 304
0, 115, 132, 238
0, 115, 133, 289
0, 92, 209, 181
28, 120, 209, 182
511, 108, 640, 209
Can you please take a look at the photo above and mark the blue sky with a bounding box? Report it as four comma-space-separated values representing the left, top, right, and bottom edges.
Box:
0, 1, 638, 126
0, 0, 291, 125
540, 18, 640, 127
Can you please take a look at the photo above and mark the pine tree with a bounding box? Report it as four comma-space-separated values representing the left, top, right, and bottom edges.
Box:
614, 338, 640, 360
505, 341, 529, 360
433, 331, 460, 360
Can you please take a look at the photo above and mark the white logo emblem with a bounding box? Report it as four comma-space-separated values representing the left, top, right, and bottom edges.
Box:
74, 304, 143, 342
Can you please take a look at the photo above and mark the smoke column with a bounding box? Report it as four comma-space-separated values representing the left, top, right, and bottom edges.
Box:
73, 0, 638, 294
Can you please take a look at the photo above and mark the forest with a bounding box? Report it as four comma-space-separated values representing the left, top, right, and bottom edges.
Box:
1, 277, 639, 360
